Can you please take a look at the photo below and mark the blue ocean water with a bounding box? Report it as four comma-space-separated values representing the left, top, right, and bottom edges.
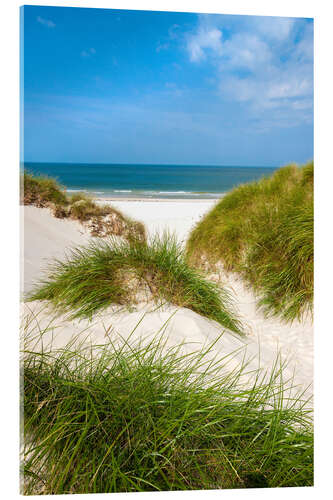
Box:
23, 163, 278, 199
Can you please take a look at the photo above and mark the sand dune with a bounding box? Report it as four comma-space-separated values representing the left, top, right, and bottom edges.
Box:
22, 201, 215, 293
21, 201, 313, 406
22, 206, 92, 294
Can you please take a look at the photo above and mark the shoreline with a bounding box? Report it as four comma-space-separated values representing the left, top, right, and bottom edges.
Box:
64, 189, 226, 203
94, 196, 221, 203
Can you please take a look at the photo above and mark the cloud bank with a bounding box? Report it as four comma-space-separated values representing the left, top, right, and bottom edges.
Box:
184, 15, 313, 130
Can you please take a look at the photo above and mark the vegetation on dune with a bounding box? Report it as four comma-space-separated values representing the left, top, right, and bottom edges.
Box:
22, 170, 68, 207
21, 170, 146, 241
22, 165, 314, 494
27, 233, 242, 334
22, 331, 313, 494
186, 162, 314, 322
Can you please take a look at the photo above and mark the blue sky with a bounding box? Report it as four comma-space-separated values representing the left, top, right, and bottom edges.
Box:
21, 5, 313, 166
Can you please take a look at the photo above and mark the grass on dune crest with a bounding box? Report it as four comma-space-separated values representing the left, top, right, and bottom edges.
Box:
22, 328, 313, 494
27, 233, 242, 334
22, 170, 146, 241
22, 170, 68, 207
186, 162, 314, 322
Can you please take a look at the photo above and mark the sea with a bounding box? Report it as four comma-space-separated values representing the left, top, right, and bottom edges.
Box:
23, 163, 278, 200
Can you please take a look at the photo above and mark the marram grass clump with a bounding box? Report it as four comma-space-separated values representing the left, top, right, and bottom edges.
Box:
28, 233, 242, 334
21, 170, 146, 241
22, 170, 68, 207
22, 333, 313, 494
186, 162, 313, 322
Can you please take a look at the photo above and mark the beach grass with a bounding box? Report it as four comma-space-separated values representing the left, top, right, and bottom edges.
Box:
21, 170, 146, 241
67, 193, 115, 221
186, 162, 313, 322
22, 170, 69, 207
22, 325, 313, 494
27, 233, 242, 334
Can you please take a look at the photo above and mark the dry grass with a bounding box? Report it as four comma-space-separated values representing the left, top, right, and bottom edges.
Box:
22, 170, 146, 242
22, 170, 68, 207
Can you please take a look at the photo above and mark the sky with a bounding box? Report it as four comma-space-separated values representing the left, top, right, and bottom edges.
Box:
21, 5, 313, 166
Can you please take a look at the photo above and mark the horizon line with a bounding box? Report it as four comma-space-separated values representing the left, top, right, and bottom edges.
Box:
22, 161, 281, 168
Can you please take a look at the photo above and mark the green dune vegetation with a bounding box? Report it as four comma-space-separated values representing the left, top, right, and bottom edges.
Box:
22, 167, 314, 494
22, 328, 313, 494
27, 233, 242, 334
22, 170, 146, 241
186, 162, 314, 322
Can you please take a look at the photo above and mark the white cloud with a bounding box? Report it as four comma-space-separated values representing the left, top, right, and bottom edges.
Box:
266, 76, 312, 100
184, 15, 313, 130
81, 48, 96, 58
294, 23, 314, 63
168, 24, 181, 40
186, 27, 223, 62
37, 16, 56, 28
253, 17, 295, 41
155, 24, 181, 54
222, 33, 271, 70
221, 72, 312, 105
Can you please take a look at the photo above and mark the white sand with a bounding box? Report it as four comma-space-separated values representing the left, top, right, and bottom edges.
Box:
22, 206, 93, 294
22, 201, 216, 292
97, 199, 217, 243
21, 201, 313, 406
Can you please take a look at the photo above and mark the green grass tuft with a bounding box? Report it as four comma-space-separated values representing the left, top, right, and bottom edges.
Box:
27, 233, 242, 334
22, 331, 313, 494
186, 162, 313, 322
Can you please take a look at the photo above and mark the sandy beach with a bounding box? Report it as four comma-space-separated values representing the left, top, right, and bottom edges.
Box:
22, 199, 313, 405
99, 198, 219, 243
